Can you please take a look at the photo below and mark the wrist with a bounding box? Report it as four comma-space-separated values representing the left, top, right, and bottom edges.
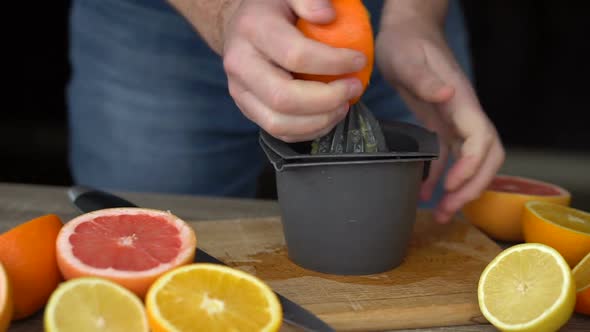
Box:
217, 0, 243, 53
166, 0, 243, 55
380, 0, 449, 31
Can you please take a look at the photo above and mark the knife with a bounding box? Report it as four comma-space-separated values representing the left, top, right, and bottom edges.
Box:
67, 185, 334, 332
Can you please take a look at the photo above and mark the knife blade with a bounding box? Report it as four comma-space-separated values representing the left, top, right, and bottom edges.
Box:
67, 185, 334, 332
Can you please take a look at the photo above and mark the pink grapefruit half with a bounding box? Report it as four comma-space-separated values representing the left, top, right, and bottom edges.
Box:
56, 208, 197, 298
461, 175, 570, 242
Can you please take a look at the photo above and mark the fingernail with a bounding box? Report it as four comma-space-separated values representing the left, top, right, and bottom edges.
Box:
420, 186, 432, 201
337, 104, 349, 115
347, 79, 363, 98
435, 210, 449, 224
353, 55, 366, 70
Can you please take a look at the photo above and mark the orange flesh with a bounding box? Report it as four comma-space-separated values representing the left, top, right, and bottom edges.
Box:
70, 214, 181, 271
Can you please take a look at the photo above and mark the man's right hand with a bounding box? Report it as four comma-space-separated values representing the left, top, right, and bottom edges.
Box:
221, 0, 366, 142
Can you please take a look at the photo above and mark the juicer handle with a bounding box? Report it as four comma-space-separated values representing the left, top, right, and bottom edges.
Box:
259, 136, 286, 172
380, 121, 438, 181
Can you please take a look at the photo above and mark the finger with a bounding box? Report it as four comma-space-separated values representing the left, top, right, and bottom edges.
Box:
403, 63, 454, 103
228, 80, 349, 139
389, 51, 455, 103
433, 140, 505, 223
395, 86, 452, 201
443, 120, 497, 192
428, 59, 497, 191
287, 0, 335, 23
224, 41, 362, 115
278, 108, 348, 142
239, 3, 366, 75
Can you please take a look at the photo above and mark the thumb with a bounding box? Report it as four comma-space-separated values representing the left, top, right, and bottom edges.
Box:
287, 0, 335, 24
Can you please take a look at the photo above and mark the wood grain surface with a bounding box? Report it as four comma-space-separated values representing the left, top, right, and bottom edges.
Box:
191, 212, 500, 331
1, 183, 588, 331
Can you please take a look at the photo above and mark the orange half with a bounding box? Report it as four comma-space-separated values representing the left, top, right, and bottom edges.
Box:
573, 252, 590, 315
522, 201, 590, 267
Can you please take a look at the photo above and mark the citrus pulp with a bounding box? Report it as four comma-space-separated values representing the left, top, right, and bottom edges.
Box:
146, 263, 282, 332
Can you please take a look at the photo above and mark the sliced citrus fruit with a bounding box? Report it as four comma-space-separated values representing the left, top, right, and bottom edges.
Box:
146, 263, 282, 332
0, 262, 13, 332
56, 208, 197, 298
462, 175, 570, 242
573, 252, 590, 315
522, 201, 590, 267
44, 277, 149, 332
0, 214, 63, 319
478, 243, 576, 332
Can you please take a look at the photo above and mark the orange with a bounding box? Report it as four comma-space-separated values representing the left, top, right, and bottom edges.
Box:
295, 0, 374, 104
462, 175, 570, 242
573, 252, 590, 315
56, 208, 197, 298
0, 262, 13, 332
146, 263, 282, 332
522, 201, 590, 267
0, 214, 63, 320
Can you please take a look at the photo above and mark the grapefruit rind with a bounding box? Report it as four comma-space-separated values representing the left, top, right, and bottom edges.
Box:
485, 175, 570, 197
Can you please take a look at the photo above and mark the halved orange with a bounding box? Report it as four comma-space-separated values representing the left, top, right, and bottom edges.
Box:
522, 201, 590, 267
146, 263, 282, 332
0, 262, 13, 332
573, 252, 590, 315
462, 175, 571, 242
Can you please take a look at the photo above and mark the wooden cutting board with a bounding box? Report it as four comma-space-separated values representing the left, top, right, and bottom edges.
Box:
190, 211, 502, 331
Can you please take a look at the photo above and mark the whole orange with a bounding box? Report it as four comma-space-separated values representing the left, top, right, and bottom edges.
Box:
0, 214, 63, 320
461, 175, 570, 242
294, 0, 374, 104
522, 201, 590, 268
573, 252, 590, 315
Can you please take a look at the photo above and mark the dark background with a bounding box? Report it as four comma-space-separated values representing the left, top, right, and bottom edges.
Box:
3, 0, 589, 196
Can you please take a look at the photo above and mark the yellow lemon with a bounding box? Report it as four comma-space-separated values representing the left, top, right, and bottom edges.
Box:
478, 243, 575, 332
44, 277, 149, 332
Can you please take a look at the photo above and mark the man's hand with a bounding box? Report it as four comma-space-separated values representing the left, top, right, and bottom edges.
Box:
222, 0, 370, 142
168, 0, 368, 142
376, 2, 505, 223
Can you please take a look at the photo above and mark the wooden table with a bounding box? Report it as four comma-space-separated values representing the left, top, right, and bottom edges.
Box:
1, 183, 588, 332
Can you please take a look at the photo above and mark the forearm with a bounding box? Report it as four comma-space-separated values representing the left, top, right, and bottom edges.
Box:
380, 0, 449, 29
166, 0, 241, 55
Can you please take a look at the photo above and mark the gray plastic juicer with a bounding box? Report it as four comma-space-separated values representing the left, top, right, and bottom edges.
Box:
259, 104, 439, 275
